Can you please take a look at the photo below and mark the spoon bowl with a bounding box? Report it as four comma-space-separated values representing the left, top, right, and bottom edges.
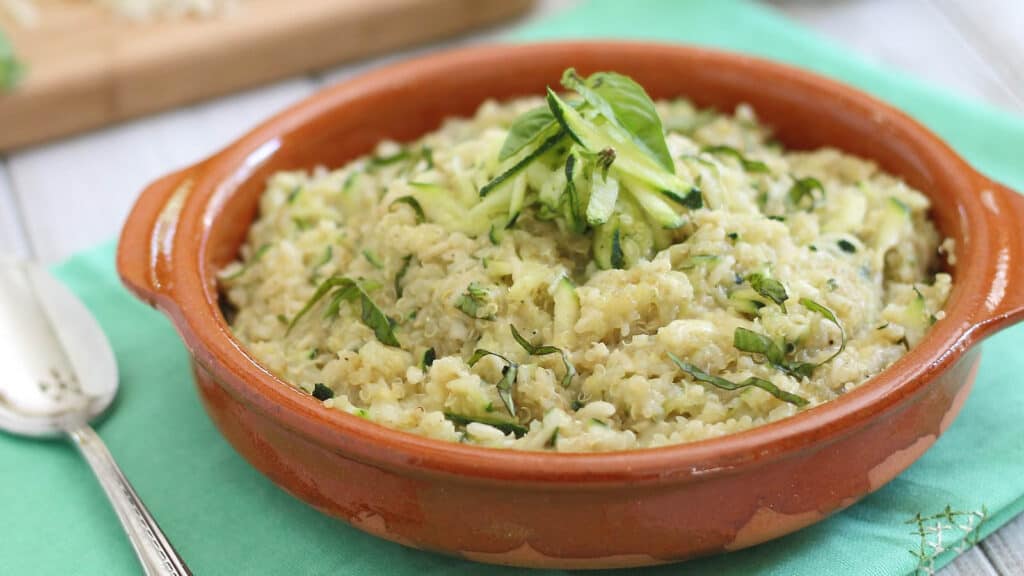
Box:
0, 256, 116, 437
0, 257, 191, 575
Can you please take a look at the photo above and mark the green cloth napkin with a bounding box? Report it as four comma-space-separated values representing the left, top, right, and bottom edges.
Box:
0, 27, 23, 90
3, 1, 1023, 574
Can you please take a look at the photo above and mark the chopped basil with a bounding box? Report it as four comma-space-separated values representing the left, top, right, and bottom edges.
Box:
455, 282, 495, 320
362, 250, 384, 269
767, 215, 786, 222
467, 349, 518, 417
663, 187, 704, 209
288, 276, 401, 347
510, 325, 576, 387
668, 353, 808, 407
391, 196, 426, 223
788, 176, 824, 209
308, 348, 320, 360
545, 428, 560, 448
747, 272, 789, 312
444, 412, 527, 438
223, 243, 271, 281
702, 145, 769, 173
312, 383, 334, 400
370, 148, 410, 167
589, 418, 608, 427
733, 327, 815, 379
799, 297, 847, 364
421, 347, 436, 369
561, 68, 675, 173
837, 239, 857, 253
726, 232, 740, 241
571, 399, 585, 411
394, 255, 413, 298
311, 245, 333, 280
287, 185, 303, 204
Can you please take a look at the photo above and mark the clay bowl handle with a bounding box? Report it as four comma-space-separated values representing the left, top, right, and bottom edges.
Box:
971, 179, 1024, 337
117, 166, 198, 308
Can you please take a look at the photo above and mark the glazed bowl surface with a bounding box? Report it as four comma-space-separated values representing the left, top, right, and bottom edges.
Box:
116, 42, 1024, 569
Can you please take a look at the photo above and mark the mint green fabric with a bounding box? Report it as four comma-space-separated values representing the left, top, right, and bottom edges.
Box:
2, 1, 1022, 574
0, 27, 23, 90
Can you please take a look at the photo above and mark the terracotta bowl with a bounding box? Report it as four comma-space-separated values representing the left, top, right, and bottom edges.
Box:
116, 42, 1024, 569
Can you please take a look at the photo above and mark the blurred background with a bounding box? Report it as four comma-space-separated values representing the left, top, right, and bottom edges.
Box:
0, 1, 1020, 574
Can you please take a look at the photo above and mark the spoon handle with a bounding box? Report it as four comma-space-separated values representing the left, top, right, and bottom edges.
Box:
68, 425, 192, 576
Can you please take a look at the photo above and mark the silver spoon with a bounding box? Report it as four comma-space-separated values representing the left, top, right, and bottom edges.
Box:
0, 257, 191, 576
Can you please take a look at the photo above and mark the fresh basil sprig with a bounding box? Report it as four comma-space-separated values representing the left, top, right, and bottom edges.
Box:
668, 352, 808, 407
288, 276, 400, 347
561, 68, 675, 173
510, 325, 576, 387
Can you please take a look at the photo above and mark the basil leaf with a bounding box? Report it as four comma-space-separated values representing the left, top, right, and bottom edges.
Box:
561, 68, 675, 174
391, 196, 426, 223
663, 187, 704, 210
454, 282, 495, 320
288, 276, 401, 347
499, 106, 557, 161
510, 325, 576, 387
310, 245, 333, 281
799, 297, 847, 365
733, 327, 787, 366
747, 272, 789, 312
444, 412, 527, 438
788, 176, 824, 209
421, 347, 437, 369
733, 327, 815, 379
312, 383, 334, 401
667, 353, 809, 407
467, 349, 517, 417
702, 145, 769, 173
394, 255, 413, 298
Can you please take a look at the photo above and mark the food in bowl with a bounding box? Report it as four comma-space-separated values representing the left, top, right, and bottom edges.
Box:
220, 68, 951, 451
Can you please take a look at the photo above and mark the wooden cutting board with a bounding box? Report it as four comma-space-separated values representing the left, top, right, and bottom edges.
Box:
0, 0, 534, 151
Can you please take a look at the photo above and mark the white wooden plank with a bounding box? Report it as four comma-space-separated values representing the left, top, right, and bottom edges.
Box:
981, 514, 1024, 575
931, 0, 1024, 112
768, 0, 1023, 113
0, 161, 30, 258
942, 545, 1000, 576
7, 78, 315, 264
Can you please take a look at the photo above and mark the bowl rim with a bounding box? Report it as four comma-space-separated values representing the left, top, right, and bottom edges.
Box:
127, 41, 1009, 486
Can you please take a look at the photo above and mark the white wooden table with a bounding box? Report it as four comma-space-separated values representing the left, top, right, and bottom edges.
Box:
1, 1, 1021, 574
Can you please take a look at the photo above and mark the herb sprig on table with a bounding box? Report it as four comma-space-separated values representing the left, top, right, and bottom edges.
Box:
0, 30, 23, 91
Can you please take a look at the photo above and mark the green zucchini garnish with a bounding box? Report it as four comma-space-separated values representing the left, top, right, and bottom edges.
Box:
788, 176, 824, 209
454, 282, 495, 320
